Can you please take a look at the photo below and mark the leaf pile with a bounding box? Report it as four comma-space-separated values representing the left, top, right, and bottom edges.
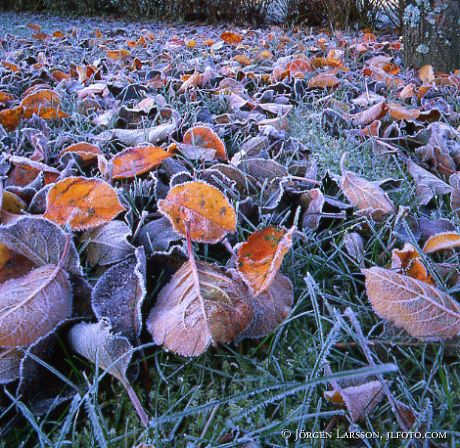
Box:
0, 14, 460, 433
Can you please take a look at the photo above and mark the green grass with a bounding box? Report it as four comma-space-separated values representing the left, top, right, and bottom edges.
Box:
1, 11, 460, 448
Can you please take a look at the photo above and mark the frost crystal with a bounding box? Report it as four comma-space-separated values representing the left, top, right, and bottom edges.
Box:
404, 4, 420, 27
416, 44, 430, 54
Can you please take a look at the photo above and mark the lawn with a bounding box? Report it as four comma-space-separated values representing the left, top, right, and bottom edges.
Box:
1, 10, 460, 448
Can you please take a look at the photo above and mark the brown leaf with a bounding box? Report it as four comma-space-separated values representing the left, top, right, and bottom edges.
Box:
0, 243, 35, 283
221, 31, 243, 45
91, 248, 146, 342
237, 273, 293, 340
423, 232, 460, 254
158, 181, 236, 244
407, 159, 453, 205
324, 380, 385, 422
236, 226, 294, 296
81, 221, 135, 267
364, 267, 460, 340
349, 101, 387, 127
340, 162, 395, 220
147, 259, 253, 357
0, 263, 72, 346
59, 142, 102, 163
0, 347, 23, 385
387, 103, 420, 121
44, 177, 126, 230
111, 145, 172, 179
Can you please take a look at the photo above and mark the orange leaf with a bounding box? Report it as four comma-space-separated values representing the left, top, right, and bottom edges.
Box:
423, 232, 460, 254
44, 177, 126, 230
391, 243, 434, 285
106, 49, 131, 61
59, 142, 102, 162
308, 73, 340, 89
111, 145, 171, 179
158, 181, 236, 243
0, 92, 14, 104
6, 156, 60, 187
419, 65, 435, 83
0, 106, 23, 131
236, 226, 294, 295
20, 89, 69, 120
286, 58, 312, 76
183, 126, 227, 161
387, 103, 420, 121
221, 31, 243, 45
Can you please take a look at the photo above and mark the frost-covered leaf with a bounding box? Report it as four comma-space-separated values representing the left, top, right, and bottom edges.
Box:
91, 248, 146, 341
0, 347, 23, 384
158, 181, 237, 244
237, 273, 293, 340
236, 226, 294, 296
324, 380, 385, 422
0, 263, 73, 346
82, 221, 135, 267
0, 216, 81, 276
364, 267, 460, 340
147, 259, 253, 357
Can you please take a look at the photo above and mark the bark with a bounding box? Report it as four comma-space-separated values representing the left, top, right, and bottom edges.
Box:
403, 0, 460, 72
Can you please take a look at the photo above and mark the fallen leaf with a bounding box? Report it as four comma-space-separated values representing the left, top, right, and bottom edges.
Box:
387, 103, 420, 121
69, 320, 149, 426
147, 259, 252, 356
81, 221, 135, 266
364, 267, 460, 340
221, 31, 243, 45
236, 226, 294, 296
44, 177, 126, 230
183, 126, 227, 161
325, 380, 385, 422
237, 273, 293, 340
0, 243, 36, 283
308, 73, 340, 89
0, 347, 23, 384
111, 145, 171, 179
20, 89, 69, 120
59, 142, 102, 163
391, 243, 433, 284
419, 65, 435, 83
423, 232, 460, 254
0, 106, 23, 131
0, 262, 72, 346
158, 181, 236, 243
407, 159, 453, 205
340, 161, 395, 220
0, 217, 82, 276
91, 248, 146, 341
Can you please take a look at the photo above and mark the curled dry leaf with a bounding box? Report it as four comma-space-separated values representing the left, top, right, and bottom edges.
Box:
340, 160, 395, 220
111, 145, 171, 180
147, 259, 253, 357
158, 181, 236, 243
82, 220, 135, 266
236, 226, 294, 296
183, 126, 227, 161
423, 232, 460, 254
238, 273, 293, 340
407, 159, 453, 205
59, 142, 102, 163
6, 155, 60, 188
0, 263, 72, 347
0, 347, 23, 384
91, 248, 146, 342
68, 320, 149, 427
349, 101, 387, 127
391, 243, 433, 284
44, 177, 126, 230
324, 380, 385, 422
387, 103, 420, 121
364, 266, 460, 340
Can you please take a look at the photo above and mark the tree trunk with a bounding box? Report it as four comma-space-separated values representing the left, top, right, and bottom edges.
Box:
403, 0, 460, 72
